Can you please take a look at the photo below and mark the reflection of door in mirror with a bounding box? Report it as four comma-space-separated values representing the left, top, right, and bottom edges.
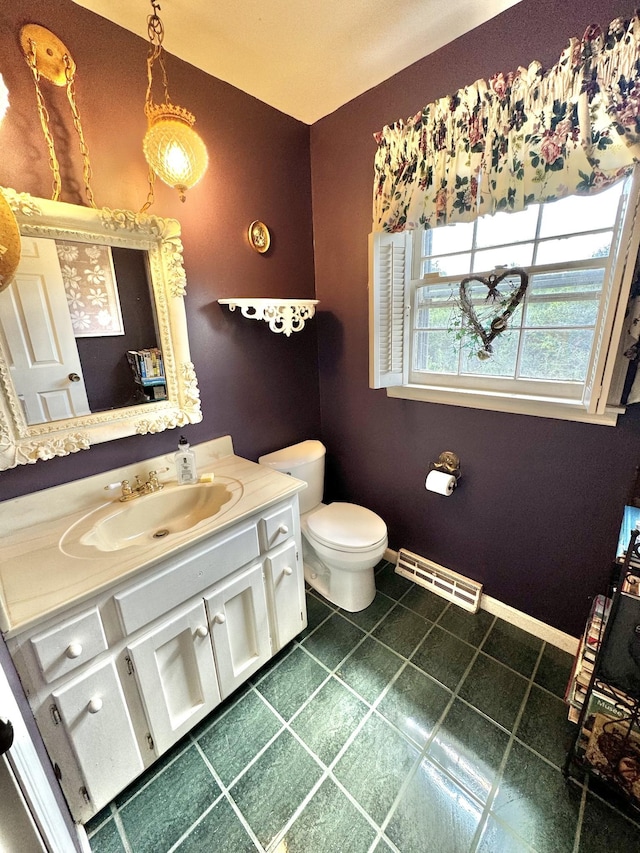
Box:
0, 236, 91, 425
0, 239, 161, 424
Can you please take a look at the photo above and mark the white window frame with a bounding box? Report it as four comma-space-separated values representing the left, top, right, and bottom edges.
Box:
368, 167, 640, 426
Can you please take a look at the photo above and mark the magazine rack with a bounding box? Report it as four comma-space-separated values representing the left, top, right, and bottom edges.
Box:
564, 528, 640, 812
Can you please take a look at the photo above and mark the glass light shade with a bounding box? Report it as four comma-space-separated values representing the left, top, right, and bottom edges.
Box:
0, 74, 9, 125
143, 105, 208, 201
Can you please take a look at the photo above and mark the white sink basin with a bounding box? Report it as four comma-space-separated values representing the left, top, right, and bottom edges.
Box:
60, 478, 243, 557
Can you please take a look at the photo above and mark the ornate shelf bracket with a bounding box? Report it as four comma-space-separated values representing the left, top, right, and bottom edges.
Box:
218, 298, 319, 336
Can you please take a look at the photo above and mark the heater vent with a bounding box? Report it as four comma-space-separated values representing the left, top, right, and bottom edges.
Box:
395, 549, 482, 613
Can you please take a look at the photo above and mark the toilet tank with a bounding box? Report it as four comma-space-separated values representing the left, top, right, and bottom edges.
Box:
258, 440, 325, 514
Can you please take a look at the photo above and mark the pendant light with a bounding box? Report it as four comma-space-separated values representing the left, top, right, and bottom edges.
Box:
142, 0, 208, 207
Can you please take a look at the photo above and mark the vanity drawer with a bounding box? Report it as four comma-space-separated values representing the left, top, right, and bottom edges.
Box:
30, 607, 108, 683
259, 504, 295, 552
114, 522, 260, 635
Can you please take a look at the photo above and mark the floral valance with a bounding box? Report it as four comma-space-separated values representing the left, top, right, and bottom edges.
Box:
373, 12, 640, 232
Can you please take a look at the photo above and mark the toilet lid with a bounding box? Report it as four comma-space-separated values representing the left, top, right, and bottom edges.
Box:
306, 502, 387, 551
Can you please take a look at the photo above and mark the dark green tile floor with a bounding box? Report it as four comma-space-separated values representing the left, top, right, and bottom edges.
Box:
86, 560, 640, 852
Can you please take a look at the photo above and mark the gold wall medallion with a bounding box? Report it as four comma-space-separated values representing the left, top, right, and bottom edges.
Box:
248, 220, 270, 253
19, 24, 75, 86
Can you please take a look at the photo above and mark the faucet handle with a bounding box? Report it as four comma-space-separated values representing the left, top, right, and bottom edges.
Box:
105, 479, 133, 498
148, 470, 163, 491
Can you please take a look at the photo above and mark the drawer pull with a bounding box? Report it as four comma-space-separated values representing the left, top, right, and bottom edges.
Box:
278, 523, 289, 535
87, 697, 103, 714
66, 642, 83, 659
283, 566, 293, 576
195, 625, 208, 638
214, 613, 226, 624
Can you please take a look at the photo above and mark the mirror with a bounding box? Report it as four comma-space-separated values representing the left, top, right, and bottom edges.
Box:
0, 187, 202, 470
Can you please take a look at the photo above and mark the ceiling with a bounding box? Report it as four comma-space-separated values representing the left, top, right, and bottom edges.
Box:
71, 0, 524, 124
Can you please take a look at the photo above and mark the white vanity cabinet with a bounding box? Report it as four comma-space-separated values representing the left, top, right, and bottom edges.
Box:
51, 659, 145, 810
204, 561, 272, 697
126, 598, 222, 756
127, 560, 272, 755
6, 493, 306, 824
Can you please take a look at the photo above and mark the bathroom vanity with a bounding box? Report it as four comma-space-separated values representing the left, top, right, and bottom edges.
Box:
0, 436, 307, 824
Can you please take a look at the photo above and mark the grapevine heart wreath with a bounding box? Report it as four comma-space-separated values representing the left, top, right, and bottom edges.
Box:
456, 267, 529, 360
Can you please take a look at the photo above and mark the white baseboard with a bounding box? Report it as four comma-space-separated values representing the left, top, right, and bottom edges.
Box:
383, 548, 578, 654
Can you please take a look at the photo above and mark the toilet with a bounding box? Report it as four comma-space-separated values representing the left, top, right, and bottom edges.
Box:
258, 440, 387, 612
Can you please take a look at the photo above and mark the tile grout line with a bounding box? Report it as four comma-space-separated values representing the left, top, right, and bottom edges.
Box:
374, 611, 498, 843
468, 638, 548, 853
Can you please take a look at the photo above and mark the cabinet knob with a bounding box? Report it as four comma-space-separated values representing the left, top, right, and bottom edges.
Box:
214, 613, 226, 624
195, 625, 208, 638
87, 697, 103, 714
283, 566, 293, 576
278, 523, 289, 535
66, 642, 83, 659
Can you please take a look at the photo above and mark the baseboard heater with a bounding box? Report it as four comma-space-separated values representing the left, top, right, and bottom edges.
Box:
395, 548, 483, 613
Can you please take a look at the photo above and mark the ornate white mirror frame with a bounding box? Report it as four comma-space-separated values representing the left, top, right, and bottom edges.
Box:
0, 188, 202, 470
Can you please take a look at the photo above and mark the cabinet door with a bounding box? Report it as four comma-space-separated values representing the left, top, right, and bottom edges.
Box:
52, 659, 143, 810
265, 541, 307, 650
204, 563, 271, 699
127, 600, 221, 755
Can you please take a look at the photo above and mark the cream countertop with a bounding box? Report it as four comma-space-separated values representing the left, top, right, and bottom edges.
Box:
0, 436, 305, 638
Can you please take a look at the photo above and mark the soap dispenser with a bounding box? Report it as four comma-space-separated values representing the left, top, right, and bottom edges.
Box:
175, 436, 197, 484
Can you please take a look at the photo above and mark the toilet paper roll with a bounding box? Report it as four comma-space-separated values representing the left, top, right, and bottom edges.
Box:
425, 469, 456, 496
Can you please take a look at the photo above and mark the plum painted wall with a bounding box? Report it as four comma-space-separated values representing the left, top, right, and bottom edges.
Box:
2, 0, 640, 636
310, 0, 640, 636
0, 0, 320, 499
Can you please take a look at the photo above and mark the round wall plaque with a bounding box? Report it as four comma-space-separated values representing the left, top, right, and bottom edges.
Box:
248, 220, 270, 253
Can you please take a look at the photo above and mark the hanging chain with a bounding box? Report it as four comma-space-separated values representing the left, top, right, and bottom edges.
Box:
140, 166, 156, 213
23, 39, 62, 201
146, 0, 171, 109
64, 54, 97, 208
23, 36, 97, 206
141, 0, 168, 211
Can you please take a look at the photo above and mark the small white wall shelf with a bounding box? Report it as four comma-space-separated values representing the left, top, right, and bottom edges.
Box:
218, 298, 319, 336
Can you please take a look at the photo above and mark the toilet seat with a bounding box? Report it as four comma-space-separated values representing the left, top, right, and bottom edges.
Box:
306, 502, 387, 553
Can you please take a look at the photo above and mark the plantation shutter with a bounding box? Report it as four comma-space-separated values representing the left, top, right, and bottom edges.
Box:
368, 231, 412, 389
582, 168, 640, 414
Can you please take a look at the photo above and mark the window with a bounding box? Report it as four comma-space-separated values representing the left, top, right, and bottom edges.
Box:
369, 170, 640, 425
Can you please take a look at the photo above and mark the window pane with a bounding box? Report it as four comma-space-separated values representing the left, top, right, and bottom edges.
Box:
422, 253, 472, 276
415, 284, 457, 330
539, 182, 624, 238
535, 232, 613, 265
413, 330, 458, 373
460, 330, 519, 377
473, 244, 534, 272
424, 221, 474, 256
528, 268, 604, 297
518, 329, 593, 380
525, 267, 603, 328
475, 205, 539, 248
415, 303, 456, 330
525, 297, 598, 328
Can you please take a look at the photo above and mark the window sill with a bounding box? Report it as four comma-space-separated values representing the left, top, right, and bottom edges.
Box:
386, 384, 624, 425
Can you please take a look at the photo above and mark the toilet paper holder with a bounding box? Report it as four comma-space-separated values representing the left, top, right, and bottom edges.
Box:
431, 451, 461, 482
